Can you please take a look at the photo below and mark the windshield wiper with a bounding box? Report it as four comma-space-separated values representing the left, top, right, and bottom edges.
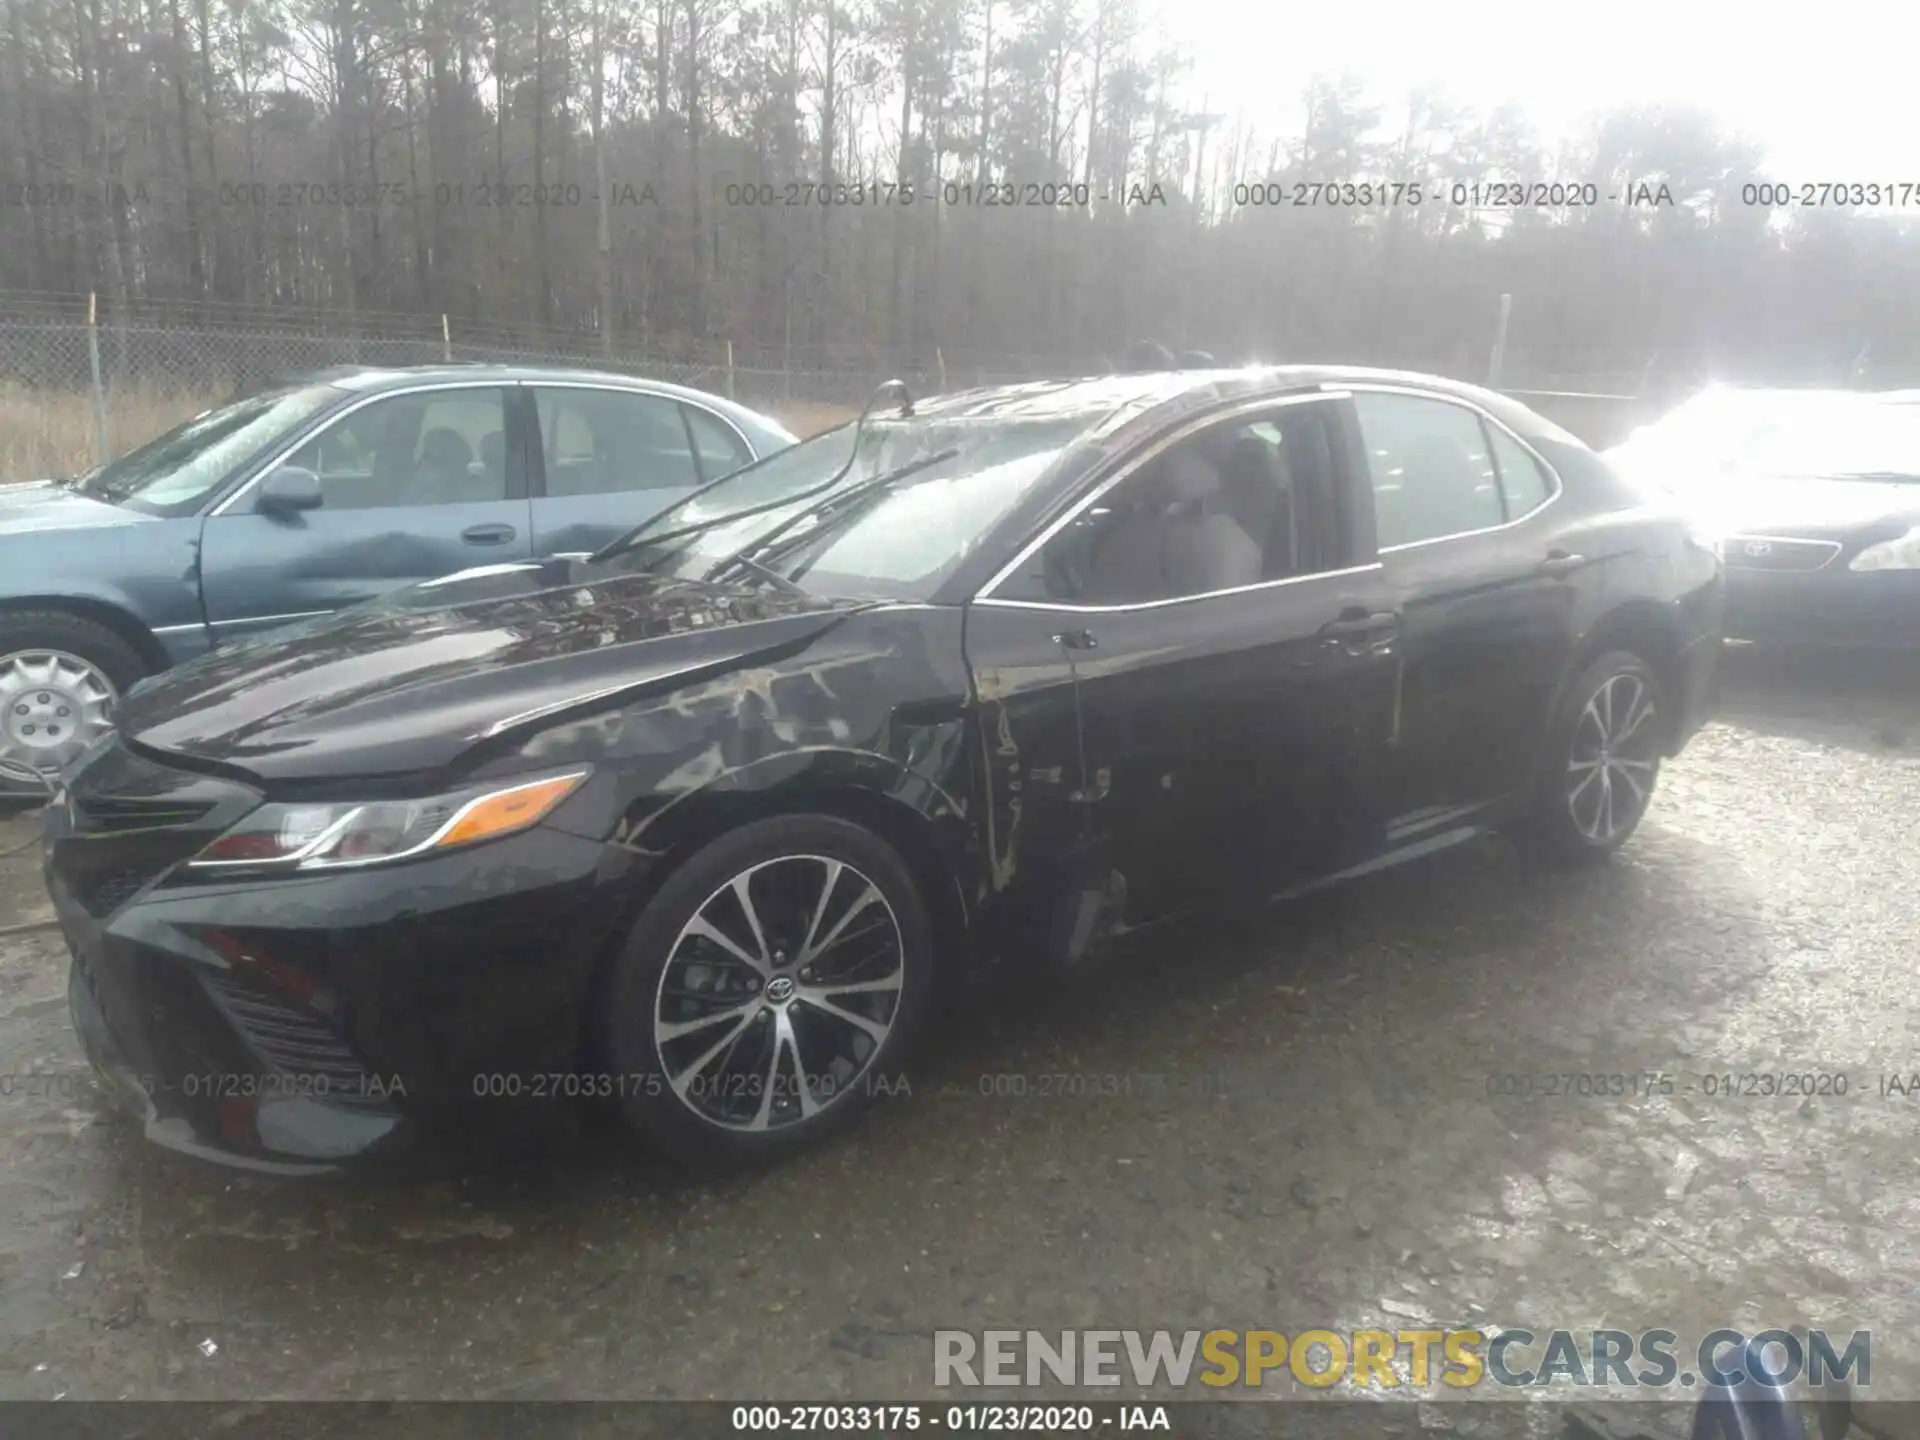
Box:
719, 553, 811, 596
701, 447, 961, 589
588, 378, 920, 566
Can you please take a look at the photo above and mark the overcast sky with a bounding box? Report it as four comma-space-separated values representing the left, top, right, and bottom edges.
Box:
1155, 0, 1910, 183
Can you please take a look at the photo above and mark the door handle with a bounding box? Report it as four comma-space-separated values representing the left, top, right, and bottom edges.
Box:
1537, 549, 1586, 578
1052, 628, 1098, 651
1319, 609, 1401, 653
462, 523, 517, 545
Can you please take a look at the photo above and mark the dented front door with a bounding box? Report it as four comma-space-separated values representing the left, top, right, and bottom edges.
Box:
961, 604, 1105, 965
1045, 570, 1402, 925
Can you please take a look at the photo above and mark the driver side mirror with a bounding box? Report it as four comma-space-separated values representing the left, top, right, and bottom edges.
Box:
255, 466, 324, 518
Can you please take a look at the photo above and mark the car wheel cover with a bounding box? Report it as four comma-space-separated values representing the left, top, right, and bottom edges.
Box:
0, 649, 117, 776
652, 853, 906, 1133
1566, 671, 1659, 843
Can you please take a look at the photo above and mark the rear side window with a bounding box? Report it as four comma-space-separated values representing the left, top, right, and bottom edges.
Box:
532, 387, 700, 496
683, 406, 754, 480
1353, 392, 1504, 548
1486, 424, 1555, 518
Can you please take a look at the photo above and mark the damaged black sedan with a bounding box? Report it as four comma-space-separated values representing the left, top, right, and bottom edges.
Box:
44, 367, 1724, 1175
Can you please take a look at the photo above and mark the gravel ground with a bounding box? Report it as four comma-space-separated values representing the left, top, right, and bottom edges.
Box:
1, 643, 1917, 1436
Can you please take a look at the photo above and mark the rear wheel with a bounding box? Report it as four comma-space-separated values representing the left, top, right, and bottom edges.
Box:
1517, 650, 1665, 865
600, 814, 933, 1173
0, 611, 147, 794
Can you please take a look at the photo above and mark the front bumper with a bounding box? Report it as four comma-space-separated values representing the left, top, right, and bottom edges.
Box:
1723, 565, 1920, 648
64, 942, 346, 1176
45, 744, 640, 1174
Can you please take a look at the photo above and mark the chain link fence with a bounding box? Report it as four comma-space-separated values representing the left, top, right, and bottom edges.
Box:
0, 294, 1653, 479
0, 307, 1115, 478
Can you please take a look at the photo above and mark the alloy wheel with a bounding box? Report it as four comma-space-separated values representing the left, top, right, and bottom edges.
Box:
0, 650, 117, 778
652, 854, 906, 1132
1566, 671, 1659, 843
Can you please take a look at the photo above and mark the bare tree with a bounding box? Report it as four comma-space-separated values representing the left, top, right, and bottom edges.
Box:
4, 0, 1920, 391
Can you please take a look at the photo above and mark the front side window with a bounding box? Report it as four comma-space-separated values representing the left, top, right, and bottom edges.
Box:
80, 383, 342, 517
597, 412, 1093, 601
994, 403, 1344, 606
533, 387, 700, 496
1355, 392, 1504, 548
284, 388, 509, 509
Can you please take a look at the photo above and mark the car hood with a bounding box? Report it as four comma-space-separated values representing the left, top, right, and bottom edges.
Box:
0, 480, 149, 533
116, 559, 873, 784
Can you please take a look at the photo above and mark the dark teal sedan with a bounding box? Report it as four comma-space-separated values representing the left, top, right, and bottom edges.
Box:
0, 365, 796, 788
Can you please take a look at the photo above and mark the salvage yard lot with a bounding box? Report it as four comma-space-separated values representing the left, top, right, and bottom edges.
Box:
1, 645, 1917, 1416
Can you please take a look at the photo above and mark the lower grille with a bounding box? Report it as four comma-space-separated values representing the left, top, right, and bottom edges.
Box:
75, 867, 159, 919
199, 970, 391, 1110
1721, 535, 1842, 572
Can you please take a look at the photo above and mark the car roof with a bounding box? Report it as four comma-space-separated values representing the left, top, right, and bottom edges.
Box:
894, 364, 1578, 447
272, 363, 790, 434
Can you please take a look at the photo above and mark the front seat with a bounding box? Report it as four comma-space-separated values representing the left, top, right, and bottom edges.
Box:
477, 431, 507, 490
1217, 436, 1292, 575
1083, 451, 1264, 604
408, 428, 476, 503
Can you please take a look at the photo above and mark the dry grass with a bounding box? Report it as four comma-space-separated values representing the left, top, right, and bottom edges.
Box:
767, 400, 858, 438
0, 383, 219, 482
0, 383, 858, 483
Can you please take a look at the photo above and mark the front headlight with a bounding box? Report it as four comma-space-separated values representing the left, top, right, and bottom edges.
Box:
1850, 526, 1920, 571
186, 768, 589, 873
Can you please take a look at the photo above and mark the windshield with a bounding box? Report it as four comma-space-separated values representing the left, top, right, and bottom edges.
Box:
1615, 389, 1920, 483
599, 412, 1094, 600
75, 383, 342, 515
1748, 402, 1920, 481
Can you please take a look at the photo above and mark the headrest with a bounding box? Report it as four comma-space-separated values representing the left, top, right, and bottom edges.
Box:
420, 428, 472, 466
1153, 450, 1222, 504
1223, 434, 1288, 487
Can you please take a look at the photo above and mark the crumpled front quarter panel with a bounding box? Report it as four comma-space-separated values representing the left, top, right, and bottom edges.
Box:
517, 605, 984, 933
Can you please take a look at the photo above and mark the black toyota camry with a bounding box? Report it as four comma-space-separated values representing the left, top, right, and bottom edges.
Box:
44, 367, 1724, 1175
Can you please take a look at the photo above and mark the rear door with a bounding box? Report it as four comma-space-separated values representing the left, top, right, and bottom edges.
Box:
198, 383, 534, 645
525, 385, 756, 557
1350, 386, 1580, 838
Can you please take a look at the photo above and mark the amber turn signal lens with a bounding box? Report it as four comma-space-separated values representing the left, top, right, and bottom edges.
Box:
432, 772, 587, 851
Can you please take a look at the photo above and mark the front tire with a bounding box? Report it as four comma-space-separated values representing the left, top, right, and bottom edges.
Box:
600, 813, 934, 1173
0, 610, 148, 793
1517, 650, 1666, 865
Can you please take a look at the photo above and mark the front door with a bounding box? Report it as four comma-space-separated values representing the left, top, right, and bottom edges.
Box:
972, 394, 1402, 924
198, 384, 533, 645
959, 605, 1107, 965
526, 386, 755, 557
